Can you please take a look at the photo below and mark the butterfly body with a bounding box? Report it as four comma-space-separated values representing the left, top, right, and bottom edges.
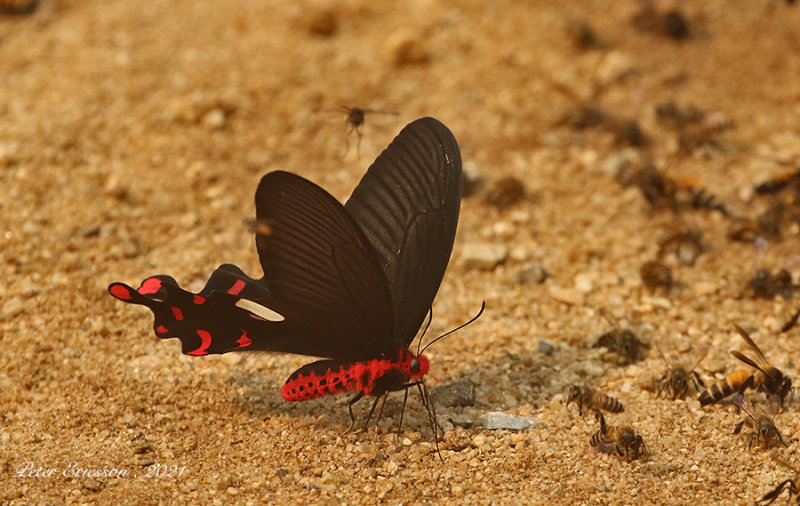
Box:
281, 349, 429, 402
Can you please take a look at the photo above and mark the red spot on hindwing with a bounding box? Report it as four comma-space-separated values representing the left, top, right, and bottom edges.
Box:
171, 306, 184, 321
193, 295, 206, 304
139, 277, 163, 295
109, 284, 132, 300
188, 330, 212, 356
228, 279, 246, 295
236, 330, 251, 348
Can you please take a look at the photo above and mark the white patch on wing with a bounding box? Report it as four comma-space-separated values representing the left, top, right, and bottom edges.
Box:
235, 298, 285, 322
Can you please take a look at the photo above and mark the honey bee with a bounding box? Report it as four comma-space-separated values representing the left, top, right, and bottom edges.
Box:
732, 394, 786, 450
566, 385, 625, 417
748, 268, 795, 299
688, 187, 730, 216
592, 308, 649, 365
636, 165, 677, 211
730, 324, 793, 406
758, 457, 800, 505
657, 223, 704, 266
590, 413, 647, 460
0, 0, 37, 15
699, 324, 793, 406
655, 101, 704, 130
656, 343, 708, 399
484, 176, 526, 210
640, 260, 673, 292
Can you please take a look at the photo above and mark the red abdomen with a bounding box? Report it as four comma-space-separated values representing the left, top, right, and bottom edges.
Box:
281, 349, 427, 401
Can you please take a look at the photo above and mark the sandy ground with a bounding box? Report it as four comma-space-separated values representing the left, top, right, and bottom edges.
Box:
3, 0, 800, 504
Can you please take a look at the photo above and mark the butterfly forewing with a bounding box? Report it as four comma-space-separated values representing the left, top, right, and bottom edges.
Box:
345, 117, 462, 348
254, 171, 394, 361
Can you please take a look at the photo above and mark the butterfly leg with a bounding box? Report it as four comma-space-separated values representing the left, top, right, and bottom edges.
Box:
398, 387, 409, 432
362, 394, 385, 432
420, 380, 444, 463
343, 392, 365, 435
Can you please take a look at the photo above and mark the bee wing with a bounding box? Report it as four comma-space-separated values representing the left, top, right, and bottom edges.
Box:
732, 393, 757, 420
772, 455, 800, 474
687, 345, 710, 373
598, 307, 620, 328
655, 341, 672, 367
764, 394, 781, 417
734, 323, 771, 369
730, 350, 770, 377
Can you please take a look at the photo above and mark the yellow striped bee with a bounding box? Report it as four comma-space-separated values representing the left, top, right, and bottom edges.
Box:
699, 370, 753, 406
656, 343, 708, 399
590, 413, 646, 460
566, 385, 624, 417
732, 394, 786, 450
699, 324, 793, 407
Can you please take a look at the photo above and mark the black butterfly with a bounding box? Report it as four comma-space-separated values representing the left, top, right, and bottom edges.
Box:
109, 117, 464, 458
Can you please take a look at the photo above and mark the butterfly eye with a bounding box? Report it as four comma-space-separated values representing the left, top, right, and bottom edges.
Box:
409, 358, 421, 374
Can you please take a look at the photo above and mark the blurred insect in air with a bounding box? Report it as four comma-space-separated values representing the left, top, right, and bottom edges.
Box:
338, 106, 398, 157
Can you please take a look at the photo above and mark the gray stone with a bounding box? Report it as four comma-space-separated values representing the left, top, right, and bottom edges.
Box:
479, 412, 537, 430
538, 340, 554, 356
431, 378, 476, 407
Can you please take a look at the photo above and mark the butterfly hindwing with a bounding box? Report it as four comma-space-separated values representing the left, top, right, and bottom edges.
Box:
345, 117, 462, 348
108, 265, 341, 357
254, 170, 395, 361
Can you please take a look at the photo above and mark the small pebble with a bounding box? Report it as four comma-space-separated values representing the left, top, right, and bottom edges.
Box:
202, 108, 226, 130
538, 340, 554, 356
574, 272, 594, 293
462, 242, 508, 270
479, 412, 537, 430
516, 262, 549, 284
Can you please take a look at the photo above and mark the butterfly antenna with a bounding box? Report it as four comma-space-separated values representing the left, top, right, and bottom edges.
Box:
420, 301, 486, 356
417, 307, 434, 356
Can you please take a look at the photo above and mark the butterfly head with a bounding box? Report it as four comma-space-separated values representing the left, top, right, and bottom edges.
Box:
399, 348, 429, 380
